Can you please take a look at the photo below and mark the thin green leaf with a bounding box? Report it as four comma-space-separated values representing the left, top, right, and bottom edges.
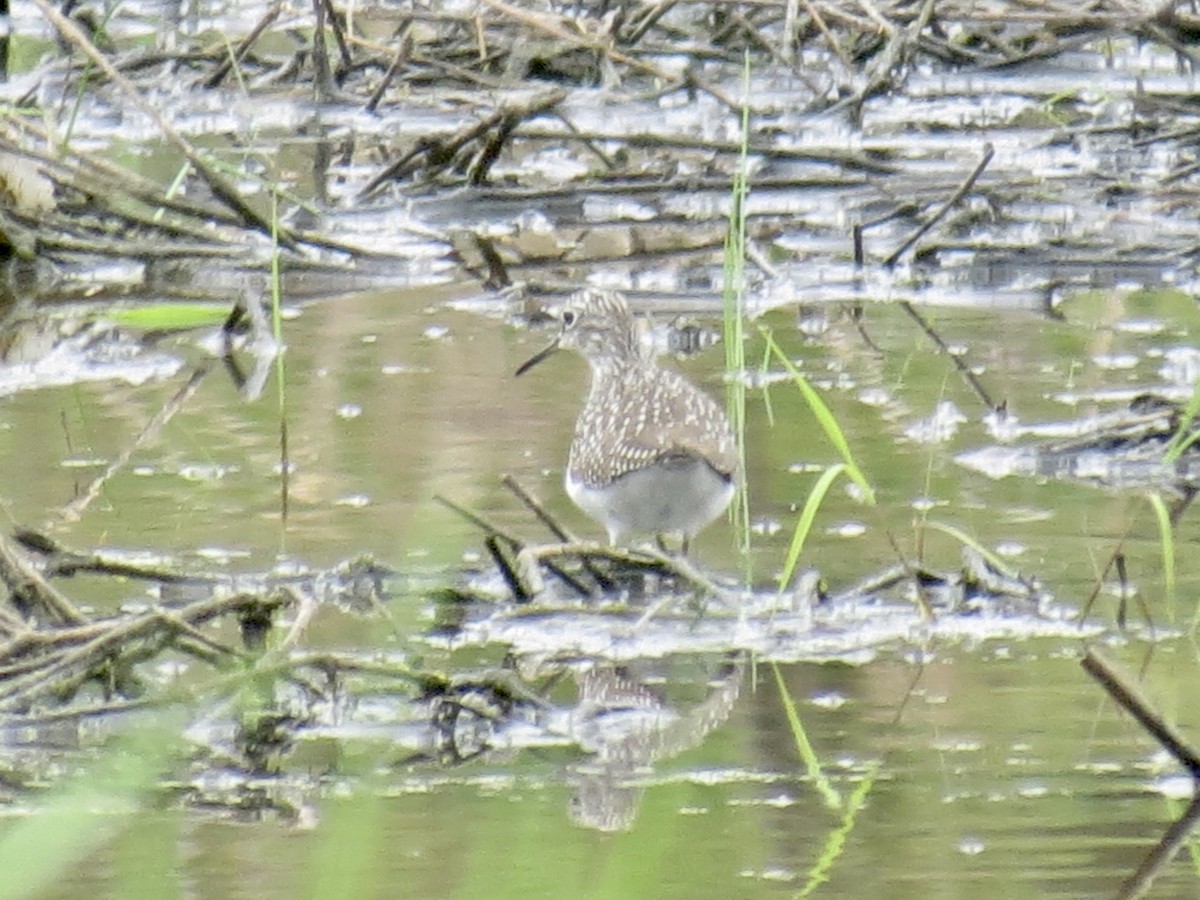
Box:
923, 520, 1021, 580
778, 462, 845, 591
758, 338, 775, 427
1146, 493, 1175, 624
761, 327, 875, 504
1146, 493, 1176, 626
1164, 380, 1200, 463
107, 302, 231, 331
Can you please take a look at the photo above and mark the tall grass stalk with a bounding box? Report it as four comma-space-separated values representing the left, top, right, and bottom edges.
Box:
757, 338, 776, 427
270, 189, 290, 528
1145, 493, 1176, 625
62, 60, 94, 149
60, 6, 117, 149
723, 51, 752, 561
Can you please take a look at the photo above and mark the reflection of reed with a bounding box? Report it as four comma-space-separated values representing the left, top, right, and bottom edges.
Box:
1083, 649, 1200, 898
1082, 649, 1200, 779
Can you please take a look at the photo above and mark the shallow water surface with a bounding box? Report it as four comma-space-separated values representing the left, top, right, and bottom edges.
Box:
5, 1, 1200, 897
40, 645, 1200, 899
3, 282, 1199, 899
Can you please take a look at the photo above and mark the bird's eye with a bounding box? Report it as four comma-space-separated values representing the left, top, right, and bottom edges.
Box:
561, 308, 578, 327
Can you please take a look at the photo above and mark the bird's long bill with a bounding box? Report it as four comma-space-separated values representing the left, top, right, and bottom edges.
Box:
515, 339, 560, 376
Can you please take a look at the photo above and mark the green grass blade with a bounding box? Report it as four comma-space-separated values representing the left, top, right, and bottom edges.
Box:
1145, 493, 1176, 626
723, 50, 752, 562
0, 715, 181, 900
107, 302, 233, 331
1146, 493, 1175, 624
922, 520, 1021, 579
778, 463, 845, 591
761, 327, 875, 504
758, 337, 775, 427
1163, 380, 1200, 463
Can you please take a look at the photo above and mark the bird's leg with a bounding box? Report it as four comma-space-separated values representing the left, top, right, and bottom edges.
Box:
654, 533, 689, 556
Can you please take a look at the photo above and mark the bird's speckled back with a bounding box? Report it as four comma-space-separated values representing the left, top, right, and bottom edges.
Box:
556, 289, 739, 487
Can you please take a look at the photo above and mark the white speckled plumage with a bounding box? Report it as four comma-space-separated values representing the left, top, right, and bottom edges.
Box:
517, 288, 738, 545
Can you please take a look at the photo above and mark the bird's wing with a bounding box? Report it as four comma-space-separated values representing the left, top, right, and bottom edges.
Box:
617, 369, 739, 478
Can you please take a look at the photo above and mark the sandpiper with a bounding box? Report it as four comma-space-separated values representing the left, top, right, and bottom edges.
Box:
516, 288, 739, 548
